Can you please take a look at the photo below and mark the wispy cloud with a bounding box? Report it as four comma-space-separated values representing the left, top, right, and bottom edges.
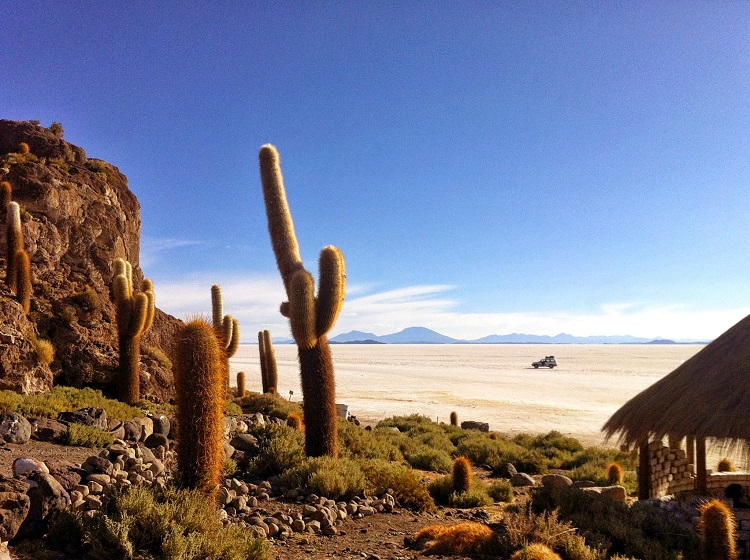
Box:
140, 236, 207, 268
150, 275, 750, 342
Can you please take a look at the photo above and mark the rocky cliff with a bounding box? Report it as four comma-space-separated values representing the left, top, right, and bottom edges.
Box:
0, 120, 180, 402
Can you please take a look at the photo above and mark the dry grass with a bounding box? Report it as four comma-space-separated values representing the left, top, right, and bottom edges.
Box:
414, 522, 499, 555
510, 543, 562, 560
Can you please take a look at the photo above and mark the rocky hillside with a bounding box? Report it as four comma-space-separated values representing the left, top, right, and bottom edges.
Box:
0, 119, 180, 402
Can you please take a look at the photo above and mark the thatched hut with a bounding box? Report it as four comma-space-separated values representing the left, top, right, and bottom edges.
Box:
603, 312, 750, 498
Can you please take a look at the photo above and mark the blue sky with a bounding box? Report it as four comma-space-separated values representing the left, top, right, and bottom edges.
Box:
3, 2, 749, 341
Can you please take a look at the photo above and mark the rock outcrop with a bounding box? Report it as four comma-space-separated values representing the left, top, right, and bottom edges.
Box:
0, 120, 180, 401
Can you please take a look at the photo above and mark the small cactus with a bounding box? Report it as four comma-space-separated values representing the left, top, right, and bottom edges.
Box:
607, 461, 624, 484
6, 202, 23, 292
718, 458, 735, 473
452, 456, 472, 494
1, 181, 12, 209
699, 499, 737, 560
19, 142, 30, 154
449, 411, 458, 426
287, 411, 304, 430
174, 319, 225, 494
258, 329, 278, 393
112, 258, 155, 404
236, 371, 246, 397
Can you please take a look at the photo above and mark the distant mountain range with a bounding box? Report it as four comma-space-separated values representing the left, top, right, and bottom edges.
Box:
313, 326, 709, 345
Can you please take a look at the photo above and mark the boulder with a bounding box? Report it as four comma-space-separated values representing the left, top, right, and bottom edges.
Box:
600, 485, 627, 502
230, 434, 259, 453
541, 474, 573, 491
12, 458, 48, 478
0, 492, 30, 542
19, 472, 70, 538
30, 417, 68, 442
58, 407, 107, 430
44, 460, 83, 492
144, 433, 168, 450
511, 472, 537, 487
0, 413, 31, 444
149, 415, 170, 437
460, 421, 489, 432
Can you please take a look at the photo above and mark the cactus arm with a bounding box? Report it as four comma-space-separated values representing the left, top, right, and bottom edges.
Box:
289, 269, 317, 350
211, 284, 223, 331
15, 249, 31, 313
258, 330, 268, 393
142, 287, 156, 333
113, 274, 133, 333
127, 292, 149, 337
6, 202, 23, 292
259, 144, 304, 297
315, 245, 346, 337
226, 317, 240, 357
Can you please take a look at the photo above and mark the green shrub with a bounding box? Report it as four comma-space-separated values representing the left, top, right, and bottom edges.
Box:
235, 392, 302, 419
66, 424, 114, 447
245, 423, 305, 478
405, 446, 452, 473
225, 401, 242, 416
142, 344, 172, 370
0, 386, 144, 421
71, 285, 101, 311
359, 459, 436, 512
281, 456, 367, 501
427, 475, 492, 507
457, 432, 548, 474
542, 487, 699, 559
51, 486, 268, 560
487, 479, 514, 502
337, 419, 403, 462
34, 338, 55, 365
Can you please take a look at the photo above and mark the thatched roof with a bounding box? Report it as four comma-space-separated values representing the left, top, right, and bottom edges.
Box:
603, 312, 750, 448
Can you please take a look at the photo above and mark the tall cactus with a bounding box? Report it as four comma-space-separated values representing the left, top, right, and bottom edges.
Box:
259, 144, 346, 457
258, 329, 278, 393
6, 202, 23, 292
112, 258, 155, 404
211, 284, 240, 395
174, 319, 224, 494
699, 499, 738, 560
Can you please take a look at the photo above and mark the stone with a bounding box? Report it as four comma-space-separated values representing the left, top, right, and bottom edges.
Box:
83, 456, 114, 475
123, 421, 142, 441
230, 434, 259, 452
12, 458, 49, 477
0, 491, 30, 542
58, 407, 107, 430
223, 441, 235, 459
541, 474, 573, 491
600, 485, 627, 502
45, 460, 83, 492
511, 473, 537, 487
497, 463, 518, 478
0, 413, 31, 444
144, 433, 168, 449
29, 417, 68, 442
149, 415, 170, 437
460, 421, 489, 432
19, 472, 70, 538
107, 420, 125, 440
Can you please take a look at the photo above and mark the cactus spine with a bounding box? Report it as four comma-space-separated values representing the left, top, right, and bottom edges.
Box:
174, 319, 224, 494
211, 284, 240, 395
6, 202, 23, 292
258, 329, 278, 393
259, 144, 346, 457
699, 499, 738, 560
236, 371, 246, 397
112, 258, 155, 404
452, 456, 472, 494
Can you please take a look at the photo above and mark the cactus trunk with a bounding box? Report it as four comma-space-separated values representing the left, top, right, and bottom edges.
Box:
14, 249, 31, 313
175, 320, 225, 494
118, 335, 141, 405
298, 338, 338, 457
